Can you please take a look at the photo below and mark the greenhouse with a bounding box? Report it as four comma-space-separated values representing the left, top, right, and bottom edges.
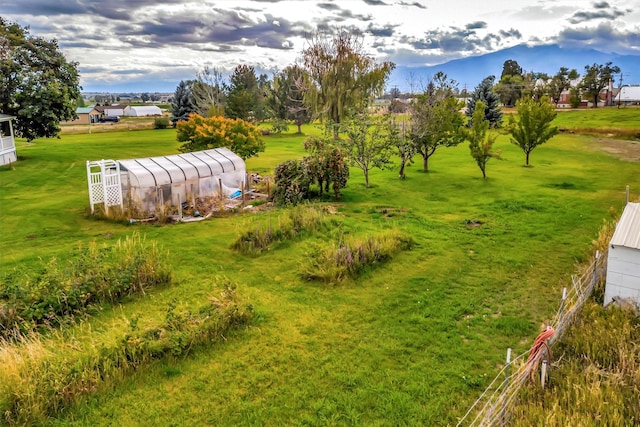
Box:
87, 148, 247, 216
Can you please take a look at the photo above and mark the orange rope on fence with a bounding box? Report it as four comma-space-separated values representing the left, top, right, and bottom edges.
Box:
527, 326, 555, 365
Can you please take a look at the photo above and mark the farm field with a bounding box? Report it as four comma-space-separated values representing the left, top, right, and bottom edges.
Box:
0, 110, 638, 426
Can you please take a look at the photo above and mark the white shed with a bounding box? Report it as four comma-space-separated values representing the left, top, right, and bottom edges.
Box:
604, 202, 640, 306
87, 147, 246, 215
0, 114, 17, 166
125, 106, 163, 117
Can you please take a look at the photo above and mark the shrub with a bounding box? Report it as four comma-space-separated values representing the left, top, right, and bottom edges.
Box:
0, 233, 171, 337
301, 230, 414, 284
272, 160, 311, 206
153, 117, 170, 129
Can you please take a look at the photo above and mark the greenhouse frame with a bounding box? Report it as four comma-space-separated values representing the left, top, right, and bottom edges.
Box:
87, 148, 246, 216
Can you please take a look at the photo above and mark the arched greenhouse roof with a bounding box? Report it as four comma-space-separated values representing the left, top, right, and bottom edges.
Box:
118, 147, 245, 188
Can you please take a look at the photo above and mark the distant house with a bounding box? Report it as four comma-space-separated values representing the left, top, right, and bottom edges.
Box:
615, 86, 640, 106
0, 114, 17, 166
62, 106, 101, 125
557, 78, 616, 108
125, 106, 163, 117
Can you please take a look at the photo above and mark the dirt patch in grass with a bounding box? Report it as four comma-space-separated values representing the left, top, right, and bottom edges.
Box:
592, 138, 640, 162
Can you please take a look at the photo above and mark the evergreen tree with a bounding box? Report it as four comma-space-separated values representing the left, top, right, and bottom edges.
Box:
466, 76, 502, 128
171, 80, 197, 124
225, 65, 262, 122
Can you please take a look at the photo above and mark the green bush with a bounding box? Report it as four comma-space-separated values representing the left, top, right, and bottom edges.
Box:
272, 159, 311, 206
153, 117, 170, 129
0, 233, 171, 337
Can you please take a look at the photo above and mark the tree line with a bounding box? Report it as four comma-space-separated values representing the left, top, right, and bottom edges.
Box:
493, 59, 620, 108
0, 18, 613, 194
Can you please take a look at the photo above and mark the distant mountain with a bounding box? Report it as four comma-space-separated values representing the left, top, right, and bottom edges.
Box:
389, 44, 640, 93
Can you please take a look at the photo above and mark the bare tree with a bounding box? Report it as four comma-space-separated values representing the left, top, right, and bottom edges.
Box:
193, 65, 226, 116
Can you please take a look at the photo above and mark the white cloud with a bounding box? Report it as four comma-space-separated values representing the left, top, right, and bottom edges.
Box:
2, 0, 639, 91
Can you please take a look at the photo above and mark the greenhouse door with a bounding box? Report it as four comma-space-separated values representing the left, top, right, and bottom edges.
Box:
86, 160, 123, 214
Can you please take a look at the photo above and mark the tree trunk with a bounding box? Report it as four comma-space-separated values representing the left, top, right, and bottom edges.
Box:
297, 123, 302, 134
423, 154, 429, 171
525, 151, 530, 166
481, 168, 486, 179
399, 160, 406, 179
364, 169, 370, 188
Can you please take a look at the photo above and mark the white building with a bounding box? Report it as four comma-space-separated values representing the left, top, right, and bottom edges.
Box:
125, 106, 163, 117
615, 86, 640, 106
604, 202, 640, 306
0, 114, 17, 166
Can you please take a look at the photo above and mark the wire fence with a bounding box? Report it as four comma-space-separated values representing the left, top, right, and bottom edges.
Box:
456, 248, 608, 427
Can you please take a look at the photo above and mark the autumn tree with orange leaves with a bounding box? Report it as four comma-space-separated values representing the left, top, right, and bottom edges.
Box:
176, 114, 265, 160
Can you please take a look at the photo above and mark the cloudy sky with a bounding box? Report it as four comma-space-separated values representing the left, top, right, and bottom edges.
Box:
2, 0, 639, 92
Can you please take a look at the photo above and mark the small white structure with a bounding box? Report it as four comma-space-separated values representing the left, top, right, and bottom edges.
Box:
87, 159, 123, 215
604, 202, 640, 306
125, 106, 162, 117
87, 148, 246, 215
616, 86, 640, 106
0, 114, 17, 166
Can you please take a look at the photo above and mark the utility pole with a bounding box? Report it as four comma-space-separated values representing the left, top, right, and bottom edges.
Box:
616, 72, 629, 109
617, 72, 623, 108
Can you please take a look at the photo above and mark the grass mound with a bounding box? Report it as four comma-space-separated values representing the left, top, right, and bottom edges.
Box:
0, 282, 252, 425
0, 233, 171, 337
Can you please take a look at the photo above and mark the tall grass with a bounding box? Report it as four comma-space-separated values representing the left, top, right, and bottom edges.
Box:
0, 233, 171, 337
302, 230, 414, 284
0, 281, 252, 425
510, 301, 639, 426
231, 205, 338, 254
507, 208, 640, 426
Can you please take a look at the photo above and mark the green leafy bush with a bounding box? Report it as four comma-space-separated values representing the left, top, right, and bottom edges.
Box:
0, 233, 171, 337
153, 117, 170, 129
272, 160, 311, 206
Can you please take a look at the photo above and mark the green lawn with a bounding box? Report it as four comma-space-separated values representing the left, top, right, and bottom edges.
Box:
551, 106, 640, 134
0, 118, 637, 425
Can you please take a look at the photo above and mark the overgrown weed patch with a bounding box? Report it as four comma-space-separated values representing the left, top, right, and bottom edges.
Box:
0, 233, 171, 338
0, 281, 252, 425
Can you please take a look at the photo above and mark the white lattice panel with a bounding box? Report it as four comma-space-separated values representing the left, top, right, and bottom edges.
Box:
87, 160, 122, 214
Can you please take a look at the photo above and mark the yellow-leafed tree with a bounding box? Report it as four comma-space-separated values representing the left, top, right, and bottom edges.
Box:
176, 114, 265, 160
